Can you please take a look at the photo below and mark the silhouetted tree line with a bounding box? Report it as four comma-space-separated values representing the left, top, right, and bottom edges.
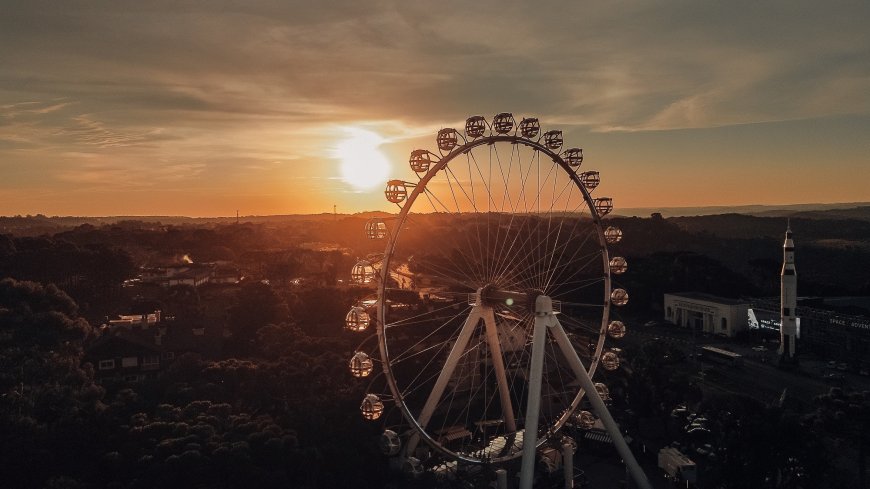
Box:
0, 278, 392, 489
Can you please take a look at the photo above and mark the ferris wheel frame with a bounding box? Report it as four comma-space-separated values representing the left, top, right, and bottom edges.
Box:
375, 130, 615, 466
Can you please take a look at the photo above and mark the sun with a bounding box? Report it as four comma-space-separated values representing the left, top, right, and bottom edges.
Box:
334, 128, 391, 191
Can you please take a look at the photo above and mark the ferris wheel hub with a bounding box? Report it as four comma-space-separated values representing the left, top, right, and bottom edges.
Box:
477, 284, 544, 312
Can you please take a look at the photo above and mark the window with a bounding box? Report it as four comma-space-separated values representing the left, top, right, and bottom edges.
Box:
121, 356, 138, 368
98, 359, 115, 370
720, 318, 727, 331
667, 307, 673, 318
124, 375, 140, 383
143, 355, 160, 369
162, 351, 175, 360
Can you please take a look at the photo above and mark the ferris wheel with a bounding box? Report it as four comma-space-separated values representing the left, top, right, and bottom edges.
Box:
347, 114, 650, 489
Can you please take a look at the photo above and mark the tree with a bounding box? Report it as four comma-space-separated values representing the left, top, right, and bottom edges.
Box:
0, 279, 104, 488
226, 281, 290, 353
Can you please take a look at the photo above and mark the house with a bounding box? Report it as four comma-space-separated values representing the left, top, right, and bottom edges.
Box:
84, 310, 222, 383
166, 268, 211, 287
84, 333, 167, 383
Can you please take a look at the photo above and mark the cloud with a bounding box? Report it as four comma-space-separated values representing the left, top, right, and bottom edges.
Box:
4, 1, 868, 132
0, 1, 868, 213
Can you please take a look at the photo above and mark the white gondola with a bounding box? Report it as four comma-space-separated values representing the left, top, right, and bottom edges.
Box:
349, 351, 374, 377
437, 128, 459, 152
409, 149, 433, 173
360, 394, 384, 420
601, 351, 620, 371
607, 320, 626, 339
519, 117, 540, 138
385, 180, 408, 204
610, 288, 629, 306
604, 226, 623, 244
351, 261, 376, 285
594, 382, 611, 401
609, 256, 628, 275
365, 218, 388, 239
379, 430, 402, 456
492, 112, 515, 134
580, 171, 600, 190
465, 116, 486, 138
403, 457, 424, 478
575, 410, 596, 429
563, 148, 583, 168
543, 130, 563, 150
594, 197, 613, 216
345, 306, 371, 332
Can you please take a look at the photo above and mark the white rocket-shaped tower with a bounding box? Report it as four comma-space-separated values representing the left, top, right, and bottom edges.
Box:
779, 221, 798, 361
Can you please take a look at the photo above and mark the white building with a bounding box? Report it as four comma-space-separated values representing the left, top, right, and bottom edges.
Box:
664, 292, 749, 337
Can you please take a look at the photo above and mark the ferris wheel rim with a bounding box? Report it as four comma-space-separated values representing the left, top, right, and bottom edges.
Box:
376, 129, 614, 465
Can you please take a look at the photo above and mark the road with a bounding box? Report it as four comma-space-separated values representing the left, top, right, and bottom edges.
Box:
627, 323, 836, 404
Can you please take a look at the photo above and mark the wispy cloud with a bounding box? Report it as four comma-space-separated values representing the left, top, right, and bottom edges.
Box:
0, 1, 868, 214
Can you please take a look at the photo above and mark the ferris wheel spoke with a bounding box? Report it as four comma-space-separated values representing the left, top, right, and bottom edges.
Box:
467, 151, 499, 213
550, 276, 605, 295
463, 157, 491, 283
495, 222, 596, 291
418, 191, 489, 284
422, 187, 454, 214
406, 217, 484, 288
516, 148, 539, 215
544, 247, 602, 294
494, 157, 559, 279
490, 166, 572, 289
443, 166, 489, 282
413, 253, 479, 290
558, 311, 604, 330
535, 174, 579, 290
407, 306, 483, 453
401, 214, 483, 288
542, 214, 597, 291
482, 307, 518, 432
540, 181, 579, 291
492, 142, 518, 215
489, 144, 537, 283
389, 305, 473, 364
441, 165, 463, 214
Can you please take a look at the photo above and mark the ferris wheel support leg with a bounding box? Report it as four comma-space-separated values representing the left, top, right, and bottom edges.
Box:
519, 297, 556, 489
550, 316, 654, 489
405, 307, 483, 458
482, 307, 517, 433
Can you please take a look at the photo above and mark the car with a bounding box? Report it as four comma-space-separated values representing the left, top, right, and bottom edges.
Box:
837, 363, 849, 371
860, 368, 869, 377
671, 407, 688, 418
752, 346, 767, 352
644, 320, 659, 327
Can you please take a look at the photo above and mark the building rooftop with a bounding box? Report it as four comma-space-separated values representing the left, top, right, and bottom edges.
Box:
666, 292, 748, 306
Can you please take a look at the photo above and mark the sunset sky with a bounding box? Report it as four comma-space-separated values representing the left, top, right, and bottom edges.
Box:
1, 1, 868, 217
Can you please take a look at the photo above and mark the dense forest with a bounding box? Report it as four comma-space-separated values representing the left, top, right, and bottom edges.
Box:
1, 211, 869, 487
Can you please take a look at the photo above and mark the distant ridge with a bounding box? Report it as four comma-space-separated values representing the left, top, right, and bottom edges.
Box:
615, 202, 870, 218
3, 203, 869, 224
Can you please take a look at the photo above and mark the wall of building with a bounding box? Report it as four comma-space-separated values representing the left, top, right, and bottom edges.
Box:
664, 294, 749, 338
